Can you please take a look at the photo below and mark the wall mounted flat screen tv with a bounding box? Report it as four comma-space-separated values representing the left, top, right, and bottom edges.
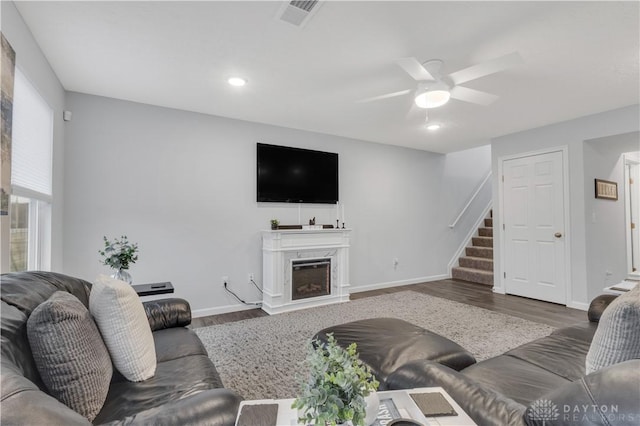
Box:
257, 143, 338, 204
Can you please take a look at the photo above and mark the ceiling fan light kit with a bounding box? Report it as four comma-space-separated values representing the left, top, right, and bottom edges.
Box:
361, 52, 523, 117
415, 89, 451, 109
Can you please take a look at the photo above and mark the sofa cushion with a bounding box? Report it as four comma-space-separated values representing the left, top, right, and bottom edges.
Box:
153, 327, 208, 363
94, 353, 226, 424
462, 355, 570, 405
27, 291, 112, 421
550, 322, 597, 343
506, 334, 591, 381
90, 275, 156, 382
586, 284, 640, 374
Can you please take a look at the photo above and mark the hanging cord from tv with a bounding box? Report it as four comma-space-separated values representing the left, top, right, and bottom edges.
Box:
223, 281, 262, 306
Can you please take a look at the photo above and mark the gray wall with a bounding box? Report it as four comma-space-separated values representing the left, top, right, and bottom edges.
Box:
491, 105, 640, 308
63, 92, 491, 316
584, 132, 640, 292
1, 1, 66, 271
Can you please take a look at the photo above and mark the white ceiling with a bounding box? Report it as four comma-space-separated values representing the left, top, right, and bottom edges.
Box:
14, 1, 640, 153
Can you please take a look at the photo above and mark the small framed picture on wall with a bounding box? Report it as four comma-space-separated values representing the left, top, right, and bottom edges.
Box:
594, 179, 618, 200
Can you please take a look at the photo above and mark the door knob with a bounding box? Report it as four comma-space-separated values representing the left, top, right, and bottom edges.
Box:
554, 232, 562, 238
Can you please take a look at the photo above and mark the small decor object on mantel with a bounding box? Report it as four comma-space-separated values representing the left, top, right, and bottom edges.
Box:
292, 333, 379, 426
98, 235, 139, 284
270, 219, 279, 230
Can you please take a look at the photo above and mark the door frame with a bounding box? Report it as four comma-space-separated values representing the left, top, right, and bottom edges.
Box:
496, 145, 572, 305
624, 154, 640, 278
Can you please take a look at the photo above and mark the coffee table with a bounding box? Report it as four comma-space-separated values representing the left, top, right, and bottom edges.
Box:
235, 387, 476, 426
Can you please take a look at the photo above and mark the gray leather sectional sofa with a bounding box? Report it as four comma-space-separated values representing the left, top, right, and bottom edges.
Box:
1, 271, 241, 425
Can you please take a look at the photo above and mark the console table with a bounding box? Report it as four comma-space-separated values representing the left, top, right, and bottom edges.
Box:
132, 282, 174, 296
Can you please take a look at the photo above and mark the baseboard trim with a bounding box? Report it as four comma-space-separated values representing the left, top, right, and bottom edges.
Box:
349, 274, 449, 293
567, 301, 589, 311
192, 303, 261, 319
194, 274, 452, 317
492, 288, 588, 311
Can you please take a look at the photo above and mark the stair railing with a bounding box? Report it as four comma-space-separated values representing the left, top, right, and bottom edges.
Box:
449, 171, 492, 228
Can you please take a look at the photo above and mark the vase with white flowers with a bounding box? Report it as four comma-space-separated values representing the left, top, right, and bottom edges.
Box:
98, 235, 139, 284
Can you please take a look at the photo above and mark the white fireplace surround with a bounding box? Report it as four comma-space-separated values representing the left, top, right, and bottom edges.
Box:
262, 229, 351, 314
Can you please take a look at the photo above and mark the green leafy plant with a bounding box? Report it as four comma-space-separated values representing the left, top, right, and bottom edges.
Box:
292, 334, 379, 426
98, 235, 139, 270
270, 219, 279, 229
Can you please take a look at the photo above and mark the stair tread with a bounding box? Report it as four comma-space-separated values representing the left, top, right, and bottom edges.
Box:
452, 266, 494, 276
466, 246, 493, 256
460, 256, 493, 262
453, 211, 494, 286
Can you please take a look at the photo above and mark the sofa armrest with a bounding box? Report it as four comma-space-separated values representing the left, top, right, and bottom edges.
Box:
387, 360, 527, 426
0, 378, 91, 425
588, 294, 618, 322
525, 359, 640, 426
98, 388, 242, 426
143, 298, 191, 331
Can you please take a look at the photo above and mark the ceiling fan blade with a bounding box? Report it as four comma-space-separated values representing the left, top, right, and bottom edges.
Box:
356, 89, 412, 103
448, 52, 524, 85
396, 57, 436, 81
450, 86, 499, 106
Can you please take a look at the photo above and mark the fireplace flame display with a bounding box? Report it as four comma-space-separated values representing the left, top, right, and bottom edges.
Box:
291, 259, 331, 300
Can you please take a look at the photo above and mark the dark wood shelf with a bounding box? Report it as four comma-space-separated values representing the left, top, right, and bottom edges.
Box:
132, 282, 174, 296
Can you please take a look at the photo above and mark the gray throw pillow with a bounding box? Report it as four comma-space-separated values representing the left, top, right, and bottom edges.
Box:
586, 284, 640, 374
27, 291, 113, 421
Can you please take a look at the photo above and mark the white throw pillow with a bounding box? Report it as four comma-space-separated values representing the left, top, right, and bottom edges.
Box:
90, 275, 156, 381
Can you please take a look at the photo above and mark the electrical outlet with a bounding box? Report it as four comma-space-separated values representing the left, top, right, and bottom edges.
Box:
248, 273, 255, 283
221, 275, 229, 286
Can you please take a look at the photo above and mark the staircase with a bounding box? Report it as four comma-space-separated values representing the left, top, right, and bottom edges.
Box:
452, 211, 494, 286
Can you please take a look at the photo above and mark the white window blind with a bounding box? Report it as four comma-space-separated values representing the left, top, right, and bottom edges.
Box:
11, 68, 53, 197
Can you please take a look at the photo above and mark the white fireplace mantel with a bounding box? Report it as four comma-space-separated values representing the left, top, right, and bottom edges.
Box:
261, 229, 351, 315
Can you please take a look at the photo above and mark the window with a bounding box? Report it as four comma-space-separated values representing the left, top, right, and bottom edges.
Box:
9, 68, 53, 272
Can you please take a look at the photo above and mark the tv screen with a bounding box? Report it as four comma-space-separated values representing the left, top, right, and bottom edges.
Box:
257, 143, 338, 204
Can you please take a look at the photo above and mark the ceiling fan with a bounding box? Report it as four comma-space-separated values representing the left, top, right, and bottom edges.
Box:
359, 52, 524, 110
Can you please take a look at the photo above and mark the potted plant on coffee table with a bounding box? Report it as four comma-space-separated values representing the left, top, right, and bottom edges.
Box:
292, 333, 380, 426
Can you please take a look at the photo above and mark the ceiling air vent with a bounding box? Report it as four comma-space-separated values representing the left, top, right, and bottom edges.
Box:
276, 1, 323, 28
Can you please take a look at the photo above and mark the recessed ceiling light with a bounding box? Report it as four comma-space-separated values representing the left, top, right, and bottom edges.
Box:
228, 77, 247, 87
426, 124, 441, 131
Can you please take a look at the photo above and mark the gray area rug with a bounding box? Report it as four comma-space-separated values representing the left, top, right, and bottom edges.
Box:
195, 291, 555, 400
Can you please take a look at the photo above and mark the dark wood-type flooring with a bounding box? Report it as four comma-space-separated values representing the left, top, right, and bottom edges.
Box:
191, 279, 586, 329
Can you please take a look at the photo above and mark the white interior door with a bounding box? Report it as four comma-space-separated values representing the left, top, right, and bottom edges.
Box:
502, 150, 566, 304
